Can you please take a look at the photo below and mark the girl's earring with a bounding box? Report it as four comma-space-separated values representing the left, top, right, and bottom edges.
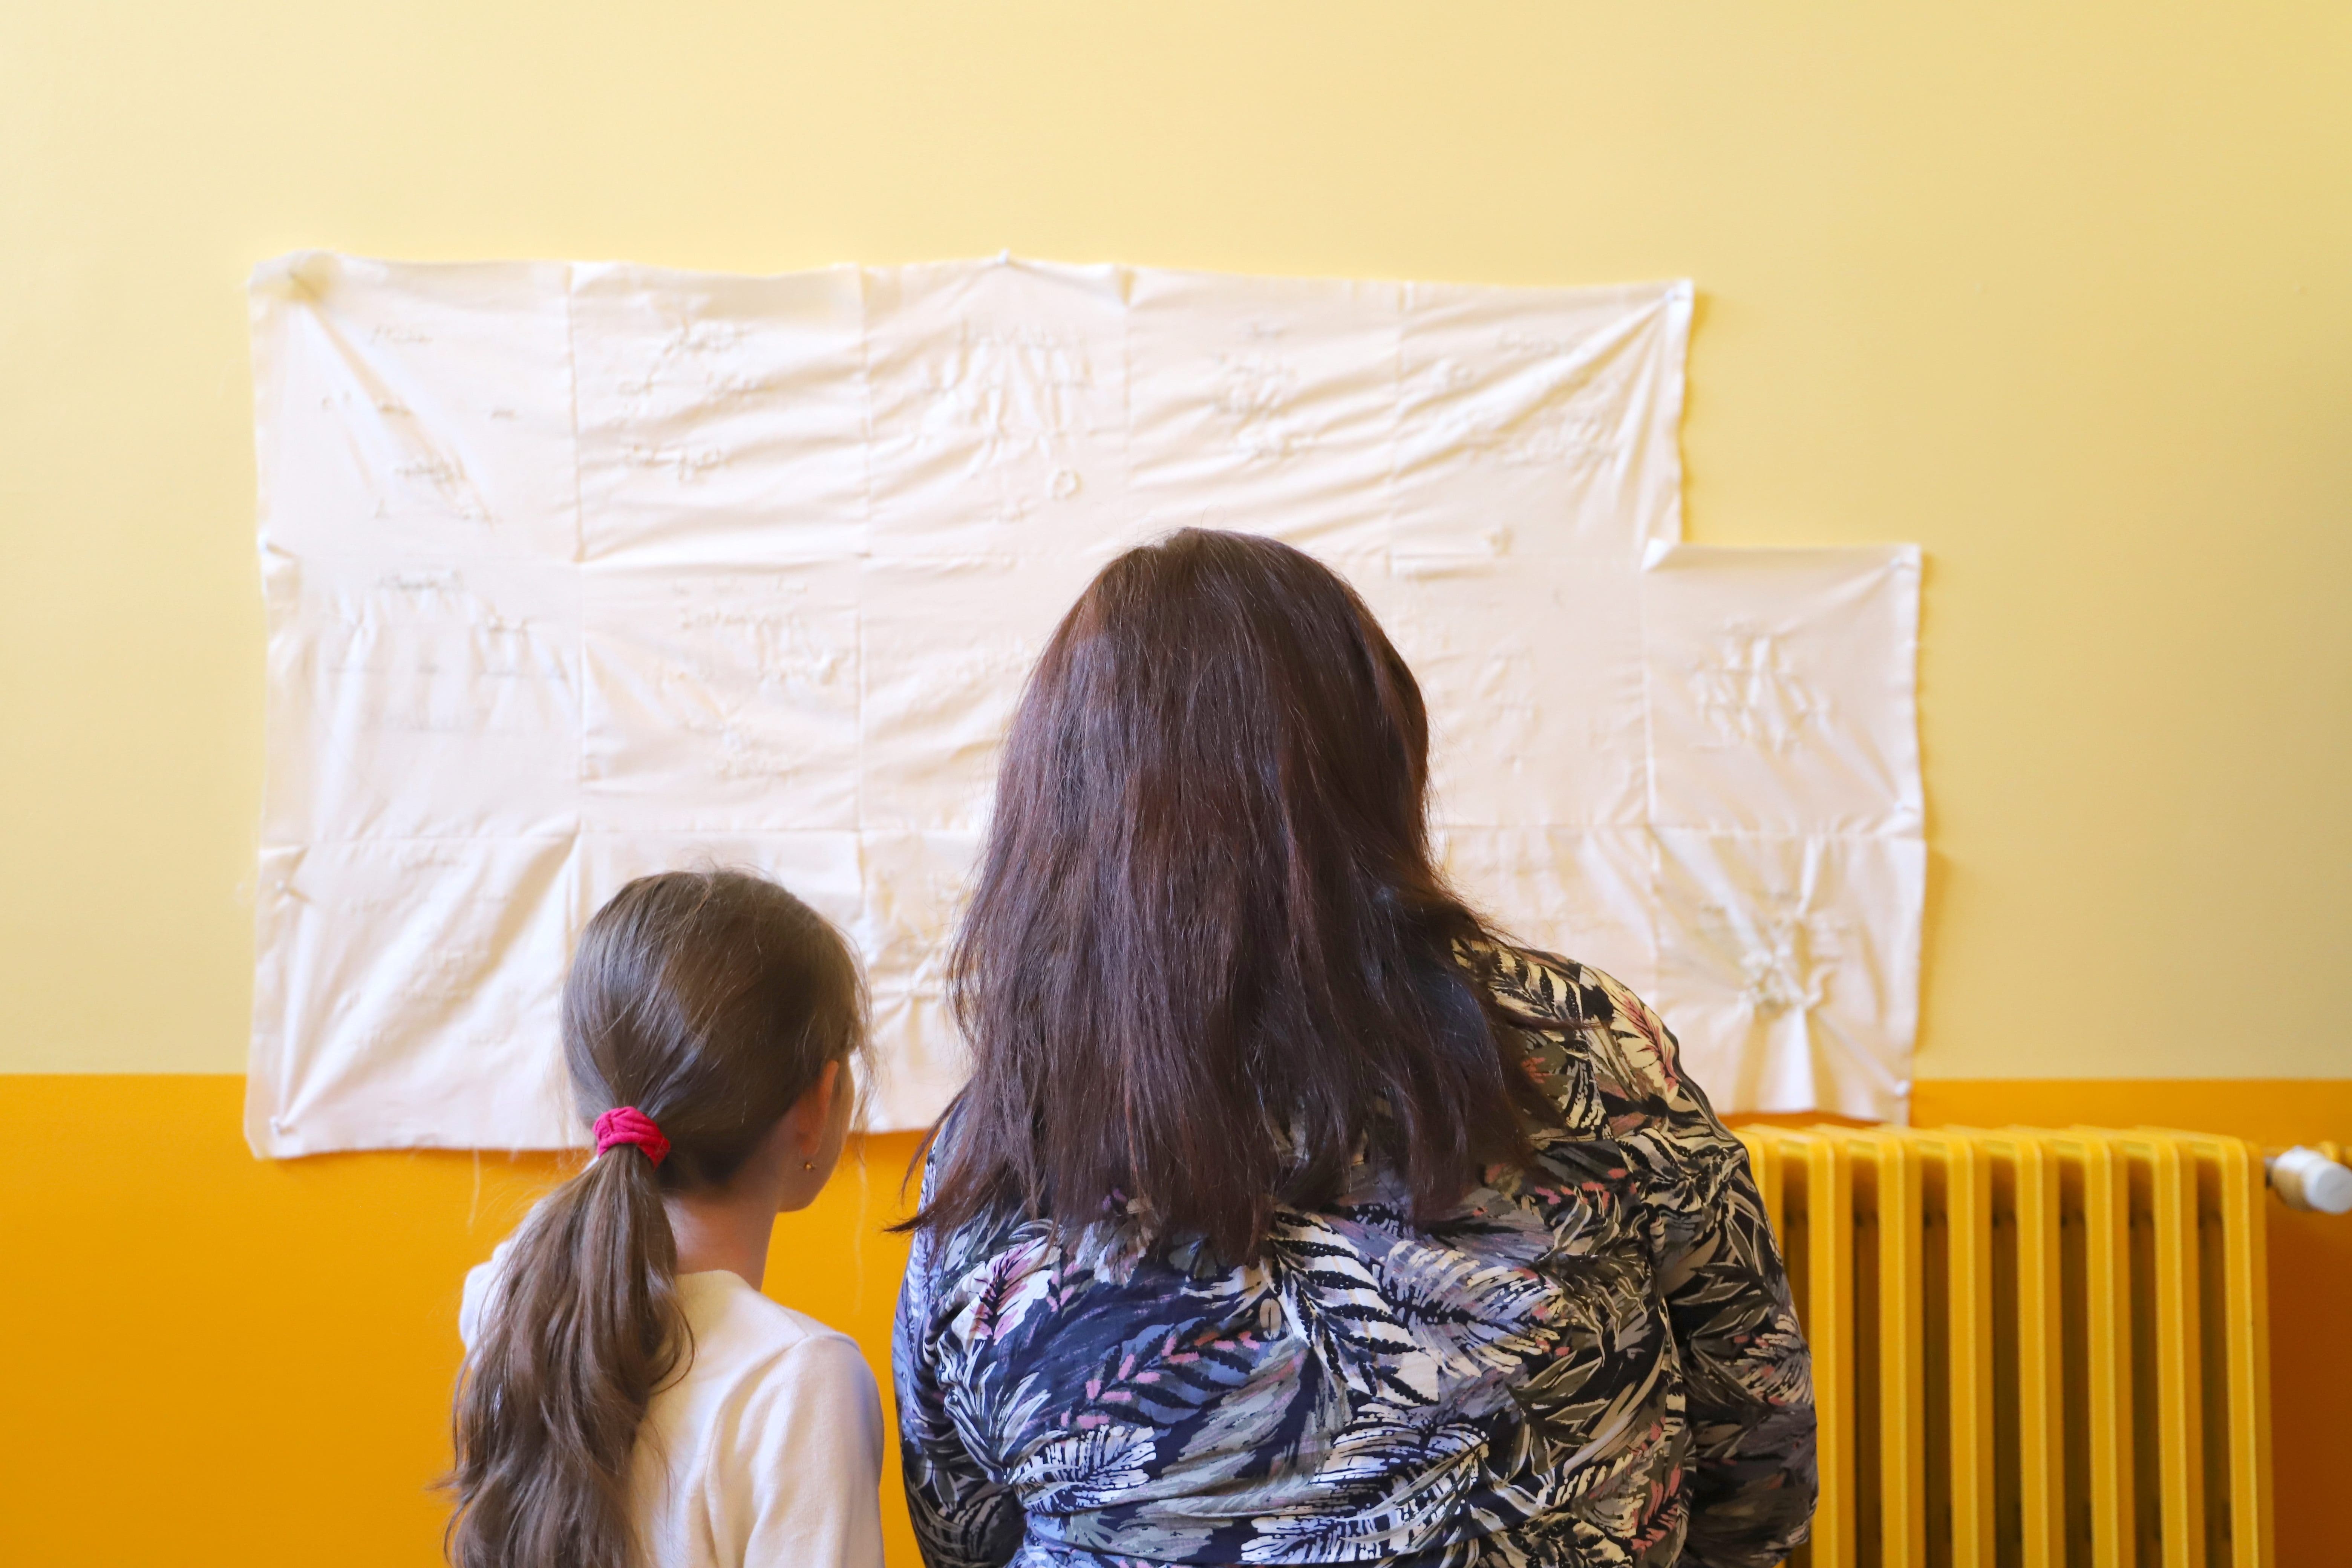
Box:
802, 1161, 815, 1171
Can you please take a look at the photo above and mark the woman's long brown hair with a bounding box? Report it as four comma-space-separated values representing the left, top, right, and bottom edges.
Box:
916, 528, 1561, 1262
447, 870, 866, 1568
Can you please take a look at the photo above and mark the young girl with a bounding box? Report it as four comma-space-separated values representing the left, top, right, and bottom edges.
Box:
449, 870, 884, 1568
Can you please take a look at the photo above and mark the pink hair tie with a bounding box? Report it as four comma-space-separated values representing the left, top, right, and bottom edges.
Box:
592, 1106, 671, 1167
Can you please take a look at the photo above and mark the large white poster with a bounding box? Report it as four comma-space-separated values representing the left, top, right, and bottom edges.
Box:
246, 253, 1919, 1156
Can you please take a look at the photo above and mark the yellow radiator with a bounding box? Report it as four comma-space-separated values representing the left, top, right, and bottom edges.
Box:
1732, 1127, 2331, 1568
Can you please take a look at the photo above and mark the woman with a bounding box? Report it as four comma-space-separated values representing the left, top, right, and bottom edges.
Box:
894, 530, 1815, 1568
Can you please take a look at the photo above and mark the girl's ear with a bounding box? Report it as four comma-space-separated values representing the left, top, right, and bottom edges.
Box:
773, 1059, 852, 1213
793, 1059, 843, 1161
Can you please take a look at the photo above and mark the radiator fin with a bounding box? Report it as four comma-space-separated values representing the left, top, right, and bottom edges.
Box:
1732, 1127, 2275, 1568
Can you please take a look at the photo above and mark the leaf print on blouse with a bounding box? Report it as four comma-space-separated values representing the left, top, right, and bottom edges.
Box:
1014, 1421, 1162, 1515
1241, 1406, 1494, 1561
1261, 1213, 1441, 1410
894, 945, 1818, 1568
1345, 1204, 1562, 1401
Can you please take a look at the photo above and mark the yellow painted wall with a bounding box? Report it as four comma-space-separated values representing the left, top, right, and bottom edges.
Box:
4, 4, 2350, 1566
6, 0, 2350, 1081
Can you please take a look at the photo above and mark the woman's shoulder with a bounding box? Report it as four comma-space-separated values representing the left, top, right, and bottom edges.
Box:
1464, 940, 1713, 1124
908, 1101, 1047, 1267
1467, 939, 1617, 1029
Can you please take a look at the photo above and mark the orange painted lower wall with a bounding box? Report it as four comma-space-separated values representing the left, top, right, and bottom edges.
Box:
0, 1075, 2344, 1567
0, 1076, 926, 1568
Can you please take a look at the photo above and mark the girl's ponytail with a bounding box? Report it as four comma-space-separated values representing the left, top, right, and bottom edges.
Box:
446, 870, 867, 1568
449, 1145, 682, 1568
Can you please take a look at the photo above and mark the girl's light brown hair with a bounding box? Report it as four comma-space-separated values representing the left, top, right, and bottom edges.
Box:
913, 528, 1561, 1262
446, 869, 865, 1568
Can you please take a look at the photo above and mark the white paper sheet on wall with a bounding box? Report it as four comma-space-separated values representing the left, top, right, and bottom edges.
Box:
246, 252, 1920, 1156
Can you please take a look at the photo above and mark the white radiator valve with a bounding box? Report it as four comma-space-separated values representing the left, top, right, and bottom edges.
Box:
2268, 1147, 2352, 1214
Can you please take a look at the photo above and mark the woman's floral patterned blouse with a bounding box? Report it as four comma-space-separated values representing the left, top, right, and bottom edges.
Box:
893, 946, 1817, 1567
